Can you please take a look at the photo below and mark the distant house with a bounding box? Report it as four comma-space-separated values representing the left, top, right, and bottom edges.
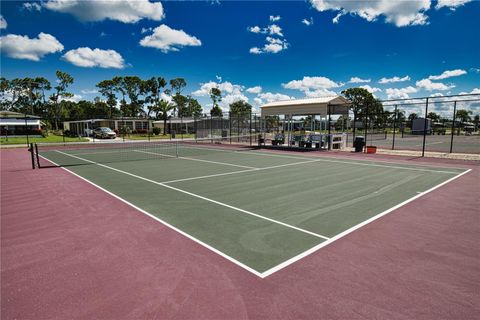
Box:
0, 111, 43, 136
63, 118, 152, 136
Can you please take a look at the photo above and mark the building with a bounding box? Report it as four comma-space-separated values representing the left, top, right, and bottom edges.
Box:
63, 118, 152, 136
0, 111, 43, 136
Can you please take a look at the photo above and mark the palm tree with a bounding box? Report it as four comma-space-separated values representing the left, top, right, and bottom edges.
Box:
155, 100, 174, 135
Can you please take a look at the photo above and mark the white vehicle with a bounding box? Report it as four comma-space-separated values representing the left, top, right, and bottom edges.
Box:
93, 127, 116, 139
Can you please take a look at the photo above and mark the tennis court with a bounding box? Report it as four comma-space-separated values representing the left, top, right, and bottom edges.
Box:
34, 139, 469, 277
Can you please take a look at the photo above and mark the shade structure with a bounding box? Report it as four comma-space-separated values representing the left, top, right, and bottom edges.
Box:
260, 96, 351, 117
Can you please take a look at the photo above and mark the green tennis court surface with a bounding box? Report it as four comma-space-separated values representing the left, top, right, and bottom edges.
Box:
37, 142, 467, 276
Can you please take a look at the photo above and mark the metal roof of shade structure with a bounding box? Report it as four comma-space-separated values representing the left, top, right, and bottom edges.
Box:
260, 95, 351, 116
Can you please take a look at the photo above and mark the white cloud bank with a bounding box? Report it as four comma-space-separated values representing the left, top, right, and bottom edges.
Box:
349, 77, 371, 83
385, 86, 418, 99
416, 79, 455, 91
0, 32, 63, 61
62, 47, 125, 69
302, 17, 314, 26
379, 75, 411, 84
310, 0, 430, 27
192, 81, 248, 110
246, 86, 262, 94
140, 25, 201, 53
249, 37, 289, 55
44, 0, 164, 23
436, 0, 472, 10
282, 76, 342, 97
0, 15, 6, 29
427, 69, 467, 80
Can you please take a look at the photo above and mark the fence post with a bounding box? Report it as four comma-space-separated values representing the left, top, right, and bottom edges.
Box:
364, 103, 369, 152
392, 105, 397, 150
30, 143, 35, 169
24, 115, 30, 147
421, 97, 429, 157
450, 101, 457, 153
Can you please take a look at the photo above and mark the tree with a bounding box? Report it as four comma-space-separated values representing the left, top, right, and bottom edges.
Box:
156, 99, 175, 135
455, 109, 472, 123
210, 105, 223, 117
181, 97, 203, 118
49, 71, 74, 129
122, 76, 145, 117
97, 79, 118, 118
169, 78, 187, 117
473, 114, 479, 130
143, 77, 167, 118
408, 113, 418, 128
427, 112, 440, 122
209, 87, 222, 117
112, 76, 127, 115
341, 87, 376, 134
229, 100, 252, 117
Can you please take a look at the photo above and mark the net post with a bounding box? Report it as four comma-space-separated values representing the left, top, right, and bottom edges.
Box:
30, 143, 35, 169
175, 141, 179, 158
35, 143, 40, 168
249, 111, 252, 146
421, 97, 429, 157
450, 100, 457, 153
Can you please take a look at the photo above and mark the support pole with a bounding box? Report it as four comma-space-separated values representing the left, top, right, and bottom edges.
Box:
24, 115, 30, 147
30, 143, 35, 169
421, 97, 429, 157
328, 104, 332, 150
364, 103, 369, 152
392, 105, 397, 150
450, 101, 457, 153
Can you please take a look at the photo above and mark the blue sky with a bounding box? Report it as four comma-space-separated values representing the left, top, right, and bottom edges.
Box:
1, 0, 479, 113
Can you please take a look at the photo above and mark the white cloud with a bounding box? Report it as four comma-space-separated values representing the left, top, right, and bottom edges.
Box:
469, 68, 480, 73
283, 76, 341, 98
44, 0, 164, 23
246, 86, 262, 94
359, 85, 382, 93
268, 24, 283, 37
269, 15, 281, 22
62, 47, 125, 69
141, 27, 153, 34
81, 89, 99, 94
283, 76, 342, 92
62, 94, 82, 103
332, 11, 344, 24
379, 75, 410, 84
349, 77, 371, 83
436, 0, 471, 10
22, 2, 42, 11
385, 86, 418, 99
0, 32, 63, 61
0, 15, 6, 29
470, 88, 480, 94
416, 79, 455, 91
139, 24, 201, 53
310, 0, 431, 27
249, 47, 262, 54
302, 17, 314, 26
215, 75, 222, 82
256, 92, 295, 105
427, 69, 467, 80
248, 26, 262, 33
248, 24, 283, 36
192, 80, 251, 110
249, 37, 289, 55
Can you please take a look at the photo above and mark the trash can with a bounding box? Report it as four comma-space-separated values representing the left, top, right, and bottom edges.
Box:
353, 136, 365, 152
171, 130, 176, 139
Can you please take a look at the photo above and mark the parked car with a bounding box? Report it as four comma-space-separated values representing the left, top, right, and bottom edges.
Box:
93, 127, 116, 139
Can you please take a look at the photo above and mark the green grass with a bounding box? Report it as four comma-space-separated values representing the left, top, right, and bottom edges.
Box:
124, 133, 195, 140
0, 134, 89, 145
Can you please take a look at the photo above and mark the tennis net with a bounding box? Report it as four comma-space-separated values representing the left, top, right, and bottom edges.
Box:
33, 135, 257, 168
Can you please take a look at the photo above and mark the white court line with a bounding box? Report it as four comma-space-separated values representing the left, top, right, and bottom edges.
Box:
160, 159, 322, 184
240, 151, 462, 175
55, 150, 329, 241
134, 149, 256, 169
173, 144, 466, 173
260, 168, 472, 278
38, 154, 264, 278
